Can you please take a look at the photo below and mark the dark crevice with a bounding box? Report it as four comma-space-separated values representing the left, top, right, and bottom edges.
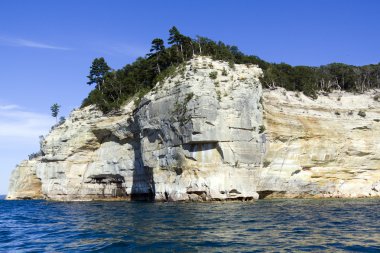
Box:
257, 191, 287, 199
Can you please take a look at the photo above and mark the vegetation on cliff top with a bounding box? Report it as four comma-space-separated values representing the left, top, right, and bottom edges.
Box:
82, 26, 380, 113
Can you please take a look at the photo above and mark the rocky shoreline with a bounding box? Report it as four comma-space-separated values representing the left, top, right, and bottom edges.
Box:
7, 57, 380, 201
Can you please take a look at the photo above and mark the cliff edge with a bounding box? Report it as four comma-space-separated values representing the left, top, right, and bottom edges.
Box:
7, 56, 380, 201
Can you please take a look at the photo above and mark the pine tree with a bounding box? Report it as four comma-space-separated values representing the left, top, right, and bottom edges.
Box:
87, 57, 111, 91
168, 26, 184, 61
148, 38, 165, 73
50, 103, 60, 122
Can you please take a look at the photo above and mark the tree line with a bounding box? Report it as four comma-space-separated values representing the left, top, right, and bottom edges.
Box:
262, 62, 380, 98
82, 26, 380, 112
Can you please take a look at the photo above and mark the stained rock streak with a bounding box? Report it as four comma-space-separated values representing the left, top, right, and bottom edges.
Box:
6, 57, 380, 201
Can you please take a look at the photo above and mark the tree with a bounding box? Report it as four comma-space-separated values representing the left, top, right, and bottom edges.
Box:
50, 103, 60, 122
59, 116, 66, 124
87, 57, 111, 91
168, 26, 185, 61
148, 38, 165, 73
168, 26, 182, 46
180, 35, 194, 59
80, 26, 380, 113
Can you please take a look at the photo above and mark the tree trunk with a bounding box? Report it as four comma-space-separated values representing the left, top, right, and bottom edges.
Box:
156, 55, 161, 73
180, 44, 184, 62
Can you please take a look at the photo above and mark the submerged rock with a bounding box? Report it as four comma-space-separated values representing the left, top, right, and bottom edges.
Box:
6, 56, 380, 201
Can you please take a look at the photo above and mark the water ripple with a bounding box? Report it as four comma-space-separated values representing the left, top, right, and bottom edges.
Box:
0, 199, 379, 252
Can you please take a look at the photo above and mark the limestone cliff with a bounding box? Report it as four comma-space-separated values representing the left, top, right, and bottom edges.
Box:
6, 57, 380, 201
260, 88, 380, 198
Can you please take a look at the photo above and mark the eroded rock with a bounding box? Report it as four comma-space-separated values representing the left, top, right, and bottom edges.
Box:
7, 57, 380, 201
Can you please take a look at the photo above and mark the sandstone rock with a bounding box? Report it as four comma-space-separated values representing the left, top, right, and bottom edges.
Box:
259, 88, 380, 198
7, 57, 380, 201
7, 56, 264, 201
7, 160, 43, 200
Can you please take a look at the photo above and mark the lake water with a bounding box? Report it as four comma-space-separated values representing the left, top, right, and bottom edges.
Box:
0, 196, 379, 252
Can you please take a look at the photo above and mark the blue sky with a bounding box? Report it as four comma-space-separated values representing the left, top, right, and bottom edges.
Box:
0, 0, 379, 194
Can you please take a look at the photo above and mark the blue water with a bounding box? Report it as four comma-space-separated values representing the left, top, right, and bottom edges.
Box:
0, 197, 379, 252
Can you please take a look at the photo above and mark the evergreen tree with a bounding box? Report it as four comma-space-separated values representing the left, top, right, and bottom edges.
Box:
148, 38, 165, 73
168, 26, 184, 61
87, 57, 111, 91
50, 103, 60, 122
80, 26, 380, 113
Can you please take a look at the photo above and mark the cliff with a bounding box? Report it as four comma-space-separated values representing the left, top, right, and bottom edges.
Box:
260, 88, 380, 198
7, 57, 380, 201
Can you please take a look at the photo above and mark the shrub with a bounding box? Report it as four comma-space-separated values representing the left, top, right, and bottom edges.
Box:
81, 26, 380, 114
134, 87, 150, 107
335, 111, 340, 116
259, 125, 266, 133
263, 160, 271, 167
358, 110, 366, 118
59, 116, 66, 124
228, 61, 235, 70
222, 67, 228, 76
216, 90, 221, 101
185, 92, 194, 104
28, 151, 43, 160
209, 71, 218, 79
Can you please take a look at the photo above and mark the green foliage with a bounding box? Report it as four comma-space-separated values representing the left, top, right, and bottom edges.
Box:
262, 61, 380, 98
154, 65, 178, 84
82, 26, 380, 113
358, 110, 366, 118
216, 90, 221, 101
209, 71, 218, 79
28, 151, 43, 160
59, 116, 66, 124
28, 135, 45, 160
222, 67, 228, 76
50, 103, 60, 121
87, 57, 111, 89
185, 92, 194, 104
263, 160, 271, 167
259, 125, 266, 134
147, 38, 166, 74
228, 61, 235, 70
149, 38, 165, 54
134, 87, 151, 108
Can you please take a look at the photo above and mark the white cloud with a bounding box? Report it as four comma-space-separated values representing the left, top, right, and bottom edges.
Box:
0, 104, 20, 110
0, 104, 54, 139
0, 36, 71, 50
0, 104, 54, 194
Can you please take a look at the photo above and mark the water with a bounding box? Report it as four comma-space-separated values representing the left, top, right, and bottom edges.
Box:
1, 197, 379, 252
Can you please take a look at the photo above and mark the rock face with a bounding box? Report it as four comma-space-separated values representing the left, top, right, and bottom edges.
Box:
6, 57, 380, 201
7, 57, 264, 201
259, 88, 380, 198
